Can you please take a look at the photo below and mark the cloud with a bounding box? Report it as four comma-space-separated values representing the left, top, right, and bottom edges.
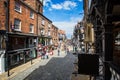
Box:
44, 0, 77, 11
43, 0, 52, 7
52, 4, 62, 9
53, 21, 75, 39
62, 1, 77, 10
53, 17, 83, 39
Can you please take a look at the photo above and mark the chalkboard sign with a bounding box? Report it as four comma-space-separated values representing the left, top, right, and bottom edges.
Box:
78, 54, 99, 76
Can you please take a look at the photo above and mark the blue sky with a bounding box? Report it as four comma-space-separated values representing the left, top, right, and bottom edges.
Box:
43, 0, 84, 39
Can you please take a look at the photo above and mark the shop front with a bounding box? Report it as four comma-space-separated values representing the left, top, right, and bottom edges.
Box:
7, 33, 37, 69
0, 30, 6, 74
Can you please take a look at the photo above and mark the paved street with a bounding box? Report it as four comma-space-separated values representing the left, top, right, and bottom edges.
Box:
24, 51, 76, 80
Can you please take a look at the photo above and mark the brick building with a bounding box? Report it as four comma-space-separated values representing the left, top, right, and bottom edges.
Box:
38, 14, 52, 46
58, 29, 66, 43
0, 0, 44, 74
51, 24, 58, 47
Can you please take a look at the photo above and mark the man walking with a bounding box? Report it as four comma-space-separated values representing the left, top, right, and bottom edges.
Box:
58, 48, 60, 56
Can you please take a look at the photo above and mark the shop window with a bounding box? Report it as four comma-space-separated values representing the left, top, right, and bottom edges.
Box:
113, 28, 120, 66
29, 38, 33, 45
0, 35, 6, 49
11, 55, 19, 65
20, 53, 24, 60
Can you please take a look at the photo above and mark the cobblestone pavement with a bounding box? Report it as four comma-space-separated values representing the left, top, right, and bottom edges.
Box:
24, 51, 76, 80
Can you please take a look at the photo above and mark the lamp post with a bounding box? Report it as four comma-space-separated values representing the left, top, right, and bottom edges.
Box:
4, 0, 10, 76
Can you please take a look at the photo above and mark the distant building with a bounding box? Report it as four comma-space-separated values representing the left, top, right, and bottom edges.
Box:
51, 24, 58, 47
58, 29, 66, 43
73, 21, 85, 52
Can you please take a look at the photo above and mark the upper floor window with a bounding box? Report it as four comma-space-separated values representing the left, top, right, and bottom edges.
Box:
15, 2, 21, 13
41, 29, 44, 35
14, 19, 21, 31
42, 19, 45, 25
30, 10, 34, 19
29, 24, 34, 33
48, 31, 51, 36
39, 0, 43, 3
48, 24, 51, 28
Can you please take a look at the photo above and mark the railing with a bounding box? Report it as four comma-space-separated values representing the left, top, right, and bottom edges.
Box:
109, 62, 120, 80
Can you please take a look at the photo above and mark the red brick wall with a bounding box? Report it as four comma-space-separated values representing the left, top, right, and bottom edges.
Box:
0, 0, 6, 30
51, 24, 58, 45
24, 0, 36, 10
9, 0, 37, 34
24, 0, 43, 13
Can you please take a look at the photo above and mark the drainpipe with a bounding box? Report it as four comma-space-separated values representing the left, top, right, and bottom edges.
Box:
4, 0, 10, 76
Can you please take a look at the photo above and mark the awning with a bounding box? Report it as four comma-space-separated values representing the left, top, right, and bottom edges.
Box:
8, 32, 37, 37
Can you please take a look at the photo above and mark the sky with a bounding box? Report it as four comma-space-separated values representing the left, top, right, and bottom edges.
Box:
43, 0, 84, 39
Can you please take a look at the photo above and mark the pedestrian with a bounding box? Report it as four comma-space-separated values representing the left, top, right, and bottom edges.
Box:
46, 48, 49, 59
67, 48, 69, 54
58, 48, 60, 56
41, 49, 45, 59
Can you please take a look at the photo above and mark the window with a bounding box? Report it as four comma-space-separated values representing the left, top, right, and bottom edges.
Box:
41, 29, 44, 35
30, 24, 34, 33
14, 19, 21, 31
48, 31, 51, 36
15, 2, 21, 13
30, 10, 34, 19
29, 38, 33, 45
39, 0, 43, 3
42, 19, 45, 25
0, 35, 6, 49
48, 24, 51, 28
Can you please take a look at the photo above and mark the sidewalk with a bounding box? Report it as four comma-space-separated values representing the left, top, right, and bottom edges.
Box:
0, 49, 58, 80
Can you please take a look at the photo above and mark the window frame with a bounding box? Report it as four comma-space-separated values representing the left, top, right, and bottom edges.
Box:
42, 19, 45, 25
14, 19, 21, 31
30, 10, 34, 19
29, 24, 34, 33
14, 2, 22, 13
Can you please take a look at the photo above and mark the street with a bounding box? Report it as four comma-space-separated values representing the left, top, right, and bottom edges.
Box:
24, 51, 76, 80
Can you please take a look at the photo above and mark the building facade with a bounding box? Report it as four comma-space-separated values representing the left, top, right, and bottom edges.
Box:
84, 0, 120, 80
38, 14, 52, 47
73, 21, 85, 52
0, 0, 62, 75
0, 0, 44, 74
51, 24, 58, 47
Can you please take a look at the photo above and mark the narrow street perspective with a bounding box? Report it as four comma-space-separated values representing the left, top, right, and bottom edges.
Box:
24, 48, 76, 80
0, 0, 120, 80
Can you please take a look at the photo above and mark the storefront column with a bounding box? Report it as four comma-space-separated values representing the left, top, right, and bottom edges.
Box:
103, 23, 113, 80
